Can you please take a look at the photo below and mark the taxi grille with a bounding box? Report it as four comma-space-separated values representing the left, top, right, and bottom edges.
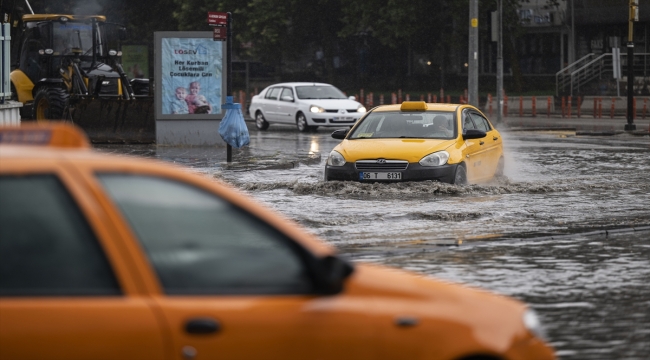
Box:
355, 160, 409, 171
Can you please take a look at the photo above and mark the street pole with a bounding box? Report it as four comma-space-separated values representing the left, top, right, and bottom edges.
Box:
226, 12, 233, 161
496, 0, 503, 125
626, 0, 637, 131
468, 0, 478, 107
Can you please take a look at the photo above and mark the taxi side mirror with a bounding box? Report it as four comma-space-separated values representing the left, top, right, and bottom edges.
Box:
316, 255, 354, 295
331, 129, 348, 139
463, 129, 487, 140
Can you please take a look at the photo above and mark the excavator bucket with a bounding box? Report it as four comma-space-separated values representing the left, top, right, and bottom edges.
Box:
68, 97, 155, 144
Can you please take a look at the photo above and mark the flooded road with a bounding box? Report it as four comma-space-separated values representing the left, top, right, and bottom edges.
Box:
97, 126, 650, 359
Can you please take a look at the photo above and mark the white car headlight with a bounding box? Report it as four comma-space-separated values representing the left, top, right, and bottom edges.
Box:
310, 105, 325, 113
523, 309, 547, 340
327, 151, 346, 167
357, 105, 366, 113
419, 151, 449, 167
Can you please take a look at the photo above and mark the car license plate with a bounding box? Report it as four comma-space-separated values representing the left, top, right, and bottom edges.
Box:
332, 116, 354, 121
359, 172, 402, 180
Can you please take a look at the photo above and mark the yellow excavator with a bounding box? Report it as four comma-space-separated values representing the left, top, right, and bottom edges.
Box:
8, 2, 154, 142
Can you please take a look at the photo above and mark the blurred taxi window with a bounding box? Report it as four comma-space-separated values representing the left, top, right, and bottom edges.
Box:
0, 175, 121, 296
97, 174, 313, 295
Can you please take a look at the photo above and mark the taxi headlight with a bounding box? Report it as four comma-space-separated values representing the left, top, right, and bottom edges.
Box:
523, 309, 547, 341
419, 151, 449, 167
327, 150, 346, 167
357, 105, 366, 113
310, 105, 325, 113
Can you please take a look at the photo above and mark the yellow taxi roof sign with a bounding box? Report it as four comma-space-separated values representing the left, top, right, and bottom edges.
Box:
400, 101, 428, 111
0, 123, 90, 148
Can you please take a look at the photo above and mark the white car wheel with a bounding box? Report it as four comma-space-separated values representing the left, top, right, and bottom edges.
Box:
296, 113, 310, 132
255, 111, 269, 130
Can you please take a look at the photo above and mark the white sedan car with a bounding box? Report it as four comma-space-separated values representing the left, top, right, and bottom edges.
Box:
249, 82, 366, 132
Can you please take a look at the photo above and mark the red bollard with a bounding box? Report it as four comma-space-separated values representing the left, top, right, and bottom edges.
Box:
420, 94, 424, 101
379, 94, 384, 105
391, 92, 397, 104
611, 98, 615, 118
568, 96, 572, 119
440, 88, 444, 102
504, 95, 509, 117
547, 96, 551, 118
561, 97, 566, 118
519, 96, 523, 117
446, 95, 451, 103
398, 89, 403, 103
532, 96, 537, 117
433, 95, 438, 103
488, 93, 493, 117
598, 98, 603, 118
427, 93, 432, 103
360, 89, 365, 106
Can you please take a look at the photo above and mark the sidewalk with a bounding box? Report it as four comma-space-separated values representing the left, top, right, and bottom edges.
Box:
497, 114, 650, 135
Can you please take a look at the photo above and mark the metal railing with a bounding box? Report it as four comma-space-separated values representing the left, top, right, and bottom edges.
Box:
1, 23, 11, 104
557, 52, 650, 96
556, 53, 595, 96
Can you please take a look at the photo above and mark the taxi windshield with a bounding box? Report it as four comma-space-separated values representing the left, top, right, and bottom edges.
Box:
349, 111, 456, 139
295, 85, 347, 99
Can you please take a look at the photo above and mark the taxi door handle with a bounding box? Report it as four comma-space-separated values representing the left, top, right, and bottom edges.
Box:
185, 318, 221, 334
493, 136, 499, 140
479, 141, 485, 145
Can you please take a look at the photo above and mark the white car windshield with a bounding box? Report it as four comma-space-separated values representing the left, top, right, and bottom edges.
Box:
295, 86, 347, 100
349, 111, 456, 139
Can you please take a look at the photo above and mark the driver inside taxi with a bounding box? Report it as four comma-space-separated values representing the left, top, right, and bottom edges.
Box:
430, 115, 453, 137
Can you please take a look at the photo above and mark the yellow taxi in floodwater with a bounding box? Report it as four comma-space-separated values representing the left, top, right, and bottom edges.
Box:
0, 124, 553, 360
325, 102, 504, 184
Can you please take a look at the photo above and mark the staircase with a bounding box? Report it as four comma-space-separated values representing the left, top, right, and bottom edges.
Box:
556, 52, 650, 96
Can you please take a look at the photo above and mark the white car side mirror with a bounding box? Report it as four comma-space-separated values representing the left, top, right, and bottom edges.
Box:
348, 96, 356, 101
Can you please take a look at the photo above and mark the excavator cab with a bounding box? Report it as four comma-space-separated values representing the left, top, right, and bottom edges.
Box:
11, 15, 147, 121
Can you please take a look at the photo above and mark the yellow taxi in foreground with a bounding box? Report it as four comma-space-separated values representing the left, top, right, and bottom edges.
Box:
325, 102, 503, 184
0, 124, 553, 360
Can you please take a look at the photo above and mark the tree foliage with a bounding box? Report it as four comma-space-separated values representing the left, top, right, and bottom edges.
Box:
3, 0, 529, 91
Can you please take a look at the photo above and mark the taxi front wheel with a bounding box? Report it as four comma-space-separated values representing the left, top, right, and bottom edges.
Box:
452, 164, 467, 185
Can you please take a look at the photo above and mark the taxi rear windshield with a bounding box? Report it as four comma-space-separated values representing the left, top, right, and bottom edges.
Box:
349, 111, 456, 139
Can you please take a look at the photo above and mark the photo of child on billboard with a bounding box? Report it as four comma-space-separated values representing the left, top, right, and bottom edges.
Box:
161, 37, 222, 116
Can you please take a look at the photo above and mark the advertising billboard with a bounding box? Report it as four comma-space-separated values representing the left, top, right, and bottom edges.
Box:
154, 32, 227, 120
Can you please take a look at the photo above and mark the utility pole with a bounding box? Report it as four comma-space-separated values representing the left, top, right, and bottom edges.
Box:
626, 0, 638, 131
468, 0, 479, 107
496, 0, 503, 125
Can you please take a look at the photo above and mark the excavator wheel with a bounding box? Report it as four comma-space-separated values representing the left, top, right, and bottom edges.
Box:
33, 86, 70, 122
